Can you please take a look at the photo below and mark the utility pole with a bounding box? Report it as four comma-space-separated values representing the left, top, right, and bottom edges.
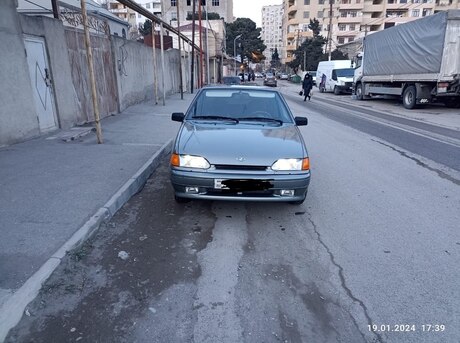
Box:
81, 0, 103, 143
191, 0, 196, 93
51, 0, 60, 19
176, 0, 183, 99
205, 1, 210, 85
198, 1, 204, 87
327, 0, 333, 61
160, 22, 166, 106
151, 25, 158, 104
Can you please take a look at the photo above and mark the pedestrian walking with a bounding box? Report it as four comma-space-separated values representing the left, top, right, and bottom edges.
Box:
302, 73, 313, 101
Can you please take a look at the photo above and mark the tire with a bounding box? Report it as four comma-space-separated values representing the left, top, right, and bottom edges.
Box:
334, 86, 340, 95
289, 192, 307, 205
356, 83, 363, 100
402, 85, 417, 109
174, 195, 190, 203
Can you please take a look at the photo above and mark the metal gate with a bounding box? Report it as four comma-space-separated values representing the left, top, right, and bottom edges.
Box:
24, 36, 57, 132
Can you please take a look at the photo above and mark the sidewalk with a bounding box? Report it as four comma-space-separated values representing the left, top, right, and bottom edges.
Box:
0, 92, 195, 341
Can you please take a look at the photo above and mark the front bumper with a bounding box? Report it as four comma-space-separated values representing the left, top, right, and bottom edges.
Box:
171, 168, 310, 202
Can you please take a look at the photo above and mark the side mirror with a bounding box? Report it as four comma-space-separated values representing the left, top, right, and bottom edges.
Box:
171, 112, 185, 122
295, 116, 308, 126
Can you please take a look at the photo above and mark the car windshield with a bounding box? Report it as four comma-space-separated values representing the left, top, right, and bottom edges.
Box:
265, 73, 274, 78
188, 89, 293, 124
334, 68, 355, 77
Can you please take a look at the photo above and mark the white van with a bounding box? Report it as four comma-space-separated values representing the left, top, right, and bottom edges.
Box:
317, 60, 354, 94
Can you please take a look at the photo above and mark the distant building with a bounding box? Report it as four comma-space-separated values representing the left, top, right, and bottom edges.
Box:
161, 0, 233, 24
282, 0, 460, 64
261, 5, 284, 69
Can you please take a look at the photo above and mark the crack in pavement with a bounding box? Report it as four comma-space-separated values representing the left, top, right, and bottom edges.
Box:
306, 214, 385, 343
372, 139, 460, 186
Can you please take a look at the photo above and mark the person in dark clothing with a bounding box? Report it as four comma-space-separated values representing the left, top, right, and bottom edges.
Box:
302, 73, 314, 101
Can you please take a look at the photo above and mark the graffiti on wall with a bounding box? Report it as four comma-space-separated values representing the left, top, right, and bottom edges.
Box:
60, 9, 110, 36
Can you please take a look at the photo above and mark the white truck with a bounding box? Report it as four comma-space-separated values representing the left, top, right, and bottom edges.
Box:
317, 60, 354, 94
353, 10, 460, 109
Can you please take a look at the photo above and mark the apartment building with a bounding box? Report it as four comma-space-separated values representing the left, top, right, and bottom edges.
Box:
261, 5, 284, 68
107, 0, 162, 36
282, 0, 460, 63
161, 0, 233, 24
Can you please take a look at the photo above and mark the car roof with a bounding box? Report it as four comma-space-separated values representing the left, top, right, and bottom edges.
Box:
200, 85, 279, 92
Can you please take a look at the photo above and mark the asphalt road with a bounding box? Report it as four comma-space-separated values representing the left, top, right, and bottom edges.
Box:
7, 85, 460, 343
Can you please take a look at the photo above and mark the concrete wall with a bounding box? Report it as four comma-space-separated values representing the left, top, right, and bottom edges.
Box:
113, 37, 184, 111
0, 0, 39, 146
0, 2, 188, 146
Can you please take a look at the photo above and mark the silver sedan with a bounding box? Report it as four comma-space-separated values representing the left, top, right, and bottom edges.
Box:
170, 86, 311, 204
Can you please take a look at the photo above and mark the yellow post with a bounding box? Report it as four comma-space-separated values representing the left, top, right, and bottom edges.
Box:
81, 0, 103, 143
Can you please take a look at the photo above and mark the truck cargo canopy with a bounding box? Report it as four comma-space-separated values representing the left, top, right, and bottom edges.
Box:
363, 12, 447, 76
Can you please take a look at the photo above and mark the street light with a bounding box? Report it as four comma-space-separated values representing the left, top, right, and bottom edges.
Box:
234, 34, 242, 76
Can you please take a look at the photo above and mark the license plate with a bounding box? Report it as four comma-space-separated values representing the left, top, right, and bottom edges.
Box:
214, 179, 229, 189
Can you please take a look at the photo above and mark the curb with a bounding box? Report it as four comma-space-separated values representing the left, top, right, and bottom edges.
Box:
0, 139, 173, 342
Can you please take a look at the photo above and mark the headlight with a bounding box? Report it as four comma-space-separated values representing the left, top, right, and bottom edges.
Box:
171, 153, 210, 169
271, 158, 309, 171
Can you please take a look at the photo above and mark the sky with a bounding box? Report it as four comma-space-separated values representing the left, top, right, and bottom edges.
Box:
233, 0, 282, 28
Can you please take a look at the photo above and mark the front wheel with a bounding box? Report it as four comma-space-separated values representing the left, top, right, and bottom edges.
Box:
174, 195, 190, 203
334, 86, 340, 95
356, 83, 363, 100
403, 85, 417, 109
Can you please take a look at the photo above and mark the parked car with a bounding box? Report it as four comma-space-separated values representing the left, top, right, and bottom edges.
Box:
170, 86, 311, 204
222, 76, 241, 85
254, 72, 263, 78
280, 73, 289, 80
263, 73, 277, 87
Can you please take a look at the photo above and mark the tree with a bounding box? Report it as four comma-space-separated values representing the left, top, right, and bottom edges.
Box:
287, 18, 327, 72
271, 48, 281, 69
139, 20, 152, 37
186, 12, 221, 20
331, 49, 349, 60
225, 18, 266, 64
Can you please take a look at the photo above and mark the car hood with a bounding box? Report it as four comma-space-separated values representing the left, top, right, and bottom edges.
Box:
176, 122, 306, 166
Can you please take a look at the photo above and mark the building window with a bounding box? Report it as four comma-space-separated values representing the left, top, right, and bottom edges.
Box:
348, 37, 354, 42
187, 0, 191, 5
138, 13, 141, 18
412, 9, 420, 16
422, 8, 432, 16
349, 23, 355, 30
303, 11, 310, 18
304, 0, 310, 4
400, 0, 407, 3
318, 0, 325, 4
212, 0, 219, 5
338, 37, 345, 44
339, 24, 346, 31
318, 11, 323, 18
171, 0, 176, 6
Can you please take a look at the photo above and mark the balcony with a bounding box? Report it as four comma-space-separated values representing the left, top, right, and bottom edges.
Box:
337, 16, 363, 23
338, 3, 365, 9
288, 5, 298, 15
110, 8, 128, 14
362, 4, 384, 12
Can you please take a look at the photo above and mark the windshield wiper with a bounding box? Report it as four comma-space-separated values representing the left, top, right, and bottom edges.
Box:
237, 117, 283, 125
192, 115, 239, 123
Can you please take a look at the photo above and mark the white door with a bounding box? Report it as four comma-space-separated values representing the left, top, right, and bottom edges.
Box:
24, 36, 57, 132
